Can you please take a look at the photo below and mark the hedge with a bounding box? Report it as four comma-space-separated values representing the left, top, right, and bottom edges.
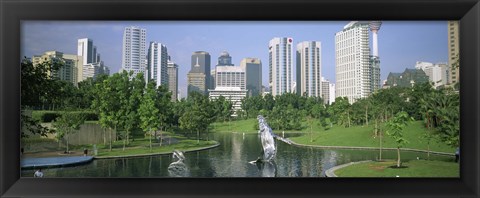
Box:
31, 111, 99, 123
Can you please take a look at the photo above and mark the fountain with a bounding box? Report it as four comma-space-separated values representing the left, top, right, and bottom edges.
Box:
168, 150, 189, 177
252, 115, 292, 163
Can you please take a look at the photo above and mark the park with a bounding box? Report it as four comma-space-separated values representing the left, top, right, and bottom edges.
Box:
20, 58, 459, 177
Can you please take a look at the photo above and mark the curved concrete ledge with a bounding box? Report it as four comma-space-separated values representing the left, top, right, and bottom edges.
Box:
21, 156, 94, 169
325, 160, 372, 177
94, 142, 220, 159
288, 140, 454, 156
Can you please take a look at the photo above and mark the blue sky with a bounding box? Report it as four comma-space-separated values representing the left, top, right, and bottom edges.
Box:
21, 21, 448, 98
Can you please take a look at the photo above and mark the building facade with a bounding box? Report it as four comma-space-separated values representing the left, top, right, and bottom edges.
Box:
415, 61, 450, 88
167, 59, 179, 102
217, 51, 234, 66
148, 42, 169, 87
32, 51, 83, 85
321, 77, 330, 105
188, 51, 211, 96
448, 21, 460, 85
82, 62, 110, 81
269, 37, 293, 96
208, 87, 247, 117
215, 66, 246, 89
240, 58, 262, 96
77, 38, 95, 65
121, 26, 147, 79
296, 41, 322, 97
335, 21, 373, 104
385, 68, 429, 88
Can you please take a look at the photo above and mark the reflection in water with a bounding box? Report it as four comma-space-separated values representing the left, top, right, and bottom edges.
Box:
21, 132, 455, 177
254, 160, 277, 177
168, 150, 189, 177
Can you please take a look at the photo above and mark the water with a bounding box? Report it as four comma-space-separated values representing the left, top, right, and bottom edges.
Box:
21, 132, 454, 177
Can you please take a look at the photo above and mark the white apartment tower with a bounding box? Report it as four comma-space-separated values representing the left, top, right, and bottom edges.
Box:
122, 26, 147, 79
148, 42, 168, 87
296, 41, 322, 97
335, 21, 373, 103
269, 37, 294, 96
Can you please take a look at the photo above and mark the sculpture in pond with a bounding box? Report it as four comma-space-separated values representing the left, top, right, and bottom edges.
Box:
253, 115, 293, 163
168, 150, 189, 177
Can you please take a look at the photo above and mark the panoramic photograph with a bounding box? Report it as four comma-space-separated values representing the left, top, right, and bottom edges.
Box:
20, 21, 460, 178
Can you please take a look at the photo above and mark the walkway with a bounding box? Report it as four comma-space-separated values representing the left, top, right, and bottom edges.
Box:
21, 156, 94, 169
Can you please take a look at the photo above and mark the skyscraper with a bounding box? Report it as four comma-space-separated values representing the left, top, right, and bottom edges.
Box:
147, 42, 168, 87
448, 21, 460, 85
217, 51, 234, 66
296, 41, 322, 97
335, 21, 372, 103
77, 38, 94, 65
369, 21, 382, 92
187, 51, 211, 96
167, 57, 179, 102
121, 26, 147, 79
240, 58, 262, 96
321, 77, 330, 104
269, 37, 293, 96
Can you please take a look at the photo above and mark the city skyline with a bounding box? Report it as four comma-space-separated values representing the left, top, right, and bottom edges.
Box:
21, 21, 448, 98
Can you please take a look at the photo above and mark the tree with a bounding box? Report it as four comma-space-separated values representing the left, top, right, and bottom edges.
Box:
180, 92, 212, 143
386, 111, 413, 168
139, 82, 161, 151
52, 111, 86, 153
20, 58, 61, 137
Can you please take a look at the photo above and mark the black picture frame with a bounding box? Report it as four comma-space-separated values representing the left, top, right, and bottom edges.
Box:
1, 0, 479, 197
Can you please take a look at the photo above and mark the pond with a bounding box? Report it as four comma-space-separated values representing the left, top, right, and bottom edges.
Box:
21, 132, 454, 177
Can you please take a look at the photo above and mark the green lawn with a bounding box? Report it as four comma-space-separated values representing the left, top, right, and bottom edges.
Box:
335, 160, 459, 177
211, 119, 455, 153
95, 139, 218, 158
290, 121, 455, 153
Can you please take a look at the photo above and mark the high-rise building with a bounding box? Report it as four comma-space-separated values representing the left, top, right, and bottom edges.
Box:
415, 61, 450, 88
214, 66, 245, 89
121, 26, 147, 79
210, 69, 216, 90
369, 21, 382, 93
77, 38, 94, 65
448, 21, 460, 85
217, 51, 234, 66
321, 77, 330, 105
82, 62, 110, 81
32, 51, 83, 85
335, 21, 373, 104
240, 58, 262, 96
269, 37, 293, 96
296, 41, 322, 97
329, 83, 336, 105
167, 58, 179, 102
209, 65, 247, 115
187, 51, 211, 96
148, 42, 169, 87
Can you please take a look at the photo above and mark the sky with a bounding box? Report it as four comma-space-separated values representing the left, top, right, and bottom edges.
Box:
21, 21, 448, 98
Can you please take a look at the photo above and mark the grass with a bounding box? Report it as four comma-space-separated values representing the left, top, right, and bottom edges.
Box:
334, 160, 459, 177
210, 118, 455, 153
290, 121, 455, 153
95, 139, 218, 158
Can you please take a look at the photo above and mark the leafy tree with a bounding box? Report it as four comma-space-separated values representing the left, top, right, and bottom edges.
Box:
20, 58, 61, 137
386, 111, 413, 168
52, 111, 86, 153
139, 82, 161, 151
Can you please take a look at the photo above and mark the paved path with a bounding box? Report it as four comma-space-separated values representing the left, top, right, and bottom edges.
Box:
21, 156, 94, 169
325, 160, 372, 177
